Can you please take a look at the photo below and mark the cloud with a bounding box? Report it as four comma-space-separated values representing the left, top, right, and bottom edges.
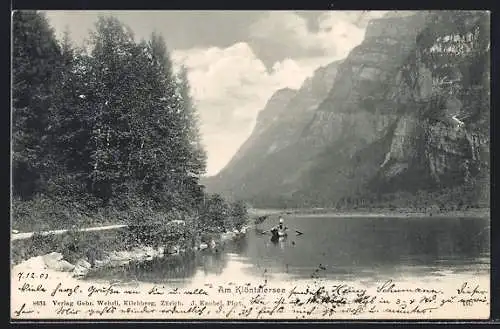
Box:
172, 42, 328, 175
249, 11, 389, 61
315, 11, 389, 56
249, 12, 320, 51
172, 11, 391, 176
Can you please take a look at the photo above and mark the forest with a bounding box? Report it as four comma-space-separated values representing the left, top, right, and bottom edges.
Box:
11, 11, 248, 245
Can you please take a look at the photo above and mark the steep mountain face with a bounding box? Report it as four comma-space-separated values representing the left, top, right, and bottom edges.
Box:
297, 11, 490, 206
207, 11, 490, 208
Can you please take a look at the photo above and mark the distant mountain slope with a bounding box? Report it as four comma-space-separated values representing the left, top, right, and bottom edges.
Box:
206, 60, 342, 197
206, 11, 490, 209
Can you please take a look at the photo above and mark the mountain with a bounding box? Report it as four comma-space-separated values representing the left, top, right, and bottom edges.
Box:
206, 11, 490, 209
205, 60, 342, 198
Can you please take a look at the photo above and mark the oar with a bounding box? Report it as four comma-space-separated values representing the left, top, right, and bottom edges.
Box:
259, 226, 303, 236
283, 226, 303, 235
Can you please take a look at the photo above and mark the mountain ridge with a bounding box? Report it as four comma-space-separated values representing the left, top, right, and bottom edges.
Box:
205, 11, 490, 210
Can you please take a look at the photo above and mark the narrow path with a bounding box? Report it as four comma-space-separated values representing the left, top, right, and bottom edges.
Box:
11, 224, 128, 241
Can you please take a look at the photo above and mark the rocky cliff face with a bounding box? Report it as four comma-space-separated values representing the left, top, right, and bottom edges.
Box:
298, 11, 490, 205
374, 11, 490, 190
207, 11, 490, 208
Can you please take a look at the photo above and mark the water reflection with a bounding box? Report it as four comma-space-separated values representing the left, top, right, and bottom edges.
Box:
89, 216, 489, 284
239, 216, 490, 280
87, 248, 229, 284
197, 249, 228, 275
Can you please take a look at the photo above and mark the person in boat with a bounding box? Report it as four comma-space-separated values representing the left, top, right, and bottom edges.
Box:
271, 217, 288, 237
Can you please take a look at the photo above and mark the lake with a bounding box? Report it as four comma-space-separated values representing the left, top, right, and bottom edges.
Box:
87, 215, 490, 285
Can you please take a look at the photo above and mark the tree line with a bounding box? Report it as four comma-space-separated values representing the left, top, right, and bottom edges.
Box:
12, 11, 248, 239
248, 183, 489, 212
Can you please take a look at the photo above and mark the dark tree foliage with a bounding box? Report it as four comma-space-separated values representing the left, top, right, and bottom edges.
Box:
199, 194, 230, 233
230, 200, 249, 231
12, 11, 62, 199
12, 13, 242, 238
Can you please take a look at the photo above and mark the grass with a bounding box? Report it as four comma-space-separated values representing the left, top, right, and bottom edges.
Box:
10, 227, 130, 265
11, 196, 128, 233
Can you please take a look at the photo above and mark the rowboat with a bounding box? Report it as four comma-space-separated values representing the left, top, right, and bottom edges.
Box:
270, 227, 287, 241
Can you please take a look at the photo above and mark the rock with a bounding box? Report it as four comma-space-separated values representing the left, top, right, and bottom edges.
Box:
13, 256, 48, 272
115, 251, 133, 260
94, 259, 110, 268
221, 232, 236, 242
44, 252, 64, 261
72, 259, 92, 278
167, 220, 186, 225
169, 245, 180, 254
107, 251, 131, 267
43, 252, 75, 272
58, 260, 75, 272
143, 246, 156, 257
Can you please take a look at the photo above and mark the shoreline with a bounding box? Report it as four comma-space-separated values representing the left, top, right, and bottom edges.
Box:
250, 208, 490, 219
10, 227, 248, 270
12, 207, 490, 235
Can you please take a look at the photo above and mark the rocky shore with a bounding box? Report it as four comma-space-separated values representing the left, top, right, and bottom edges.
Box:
11, 226, 250, 279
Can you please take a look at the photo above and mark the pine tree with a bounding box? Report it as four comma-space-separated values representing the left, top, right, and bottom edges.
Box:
230, 200, 248, 231
177, 66, 207, 177
12, 10, 63, 199
140, 32, 206, 212
46, 28, 83, 196
201, 194, 230, 232
175, 66, 207, 209
83, 16, 141, 203
136, 31, 185, 209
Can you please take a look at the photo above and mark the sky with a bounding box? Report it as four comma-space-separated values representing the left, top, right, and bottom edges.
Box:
43, 10, 391, 176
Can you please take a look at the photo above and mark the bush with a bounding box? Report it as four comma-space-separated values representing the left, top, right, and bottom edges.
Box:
229, 200, 249, 231
120, 196, 197, 250
11, 232, 58, 264
199, 193, 230, 232
11, 195, 79, 232
11, 193, 124, 232
11, 228, 127, 266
